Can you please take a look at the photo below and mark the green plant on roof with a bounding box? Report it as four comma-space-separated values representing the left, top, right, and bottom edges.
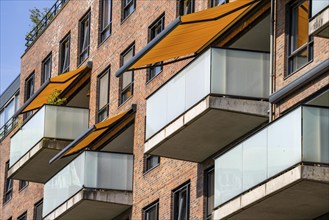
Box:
47, 89, 67, 105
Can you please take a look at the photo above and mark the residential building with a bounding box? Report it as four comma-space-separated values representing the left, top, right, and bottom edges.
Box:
0, 0, 328, 219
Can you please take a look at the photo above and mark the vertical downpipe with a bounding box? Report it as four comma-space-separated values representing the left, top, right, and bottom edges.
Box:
269, 0, 275, 122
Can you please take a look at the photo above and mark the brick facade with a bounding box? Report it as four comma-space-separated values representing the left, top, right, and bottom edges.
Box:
1, 0, 328, 219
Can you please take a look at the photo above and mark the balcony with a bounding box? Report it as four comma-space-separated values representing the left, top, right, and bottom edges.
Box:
145, 47, 270, 162
43, 151, 133, 220
309, 2, 329, 38
213, 105, 329, 219
9, 105, 89, 183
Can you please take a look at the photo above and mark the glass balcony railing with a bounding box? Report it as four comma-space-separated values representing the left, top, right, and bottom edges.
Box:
10, 105, 89, 167
43, 151, 133, 218
214, 105, 329, 207
146, 47, 270, 139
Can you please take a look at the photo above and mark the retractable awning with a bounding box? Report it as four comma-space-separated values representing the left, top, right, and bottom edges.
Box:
17, 62, 92, 114
49, 105, 136, 163
116, 0, 261, 77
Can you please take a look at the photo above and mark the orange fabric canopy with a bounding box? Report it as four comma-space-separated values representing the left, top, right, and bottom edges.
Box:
21, 64, 91, 113
129, 0, 260, 70
63, 108, 135, 156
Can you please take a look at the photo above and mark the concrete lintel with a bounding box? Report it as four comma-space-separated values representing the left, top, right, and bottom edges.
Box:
209, 96, 269, 117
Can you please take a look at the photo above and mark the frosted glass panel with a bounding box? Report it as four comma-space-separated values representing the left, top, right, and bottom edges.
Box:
215, 144, 242, 206
146, 86, 168, 139
43, 152, 133, 218
43, 153, 85, 217
243, 129, 267, 191
185, 50, 211, 109
303, 106, 329, 163
85, 152, 133, 190
211, 49, 269, 98
167, 72, 185, 123
10, 105, 89, 167
10, 107, 45, 166
268, 108, 302, 177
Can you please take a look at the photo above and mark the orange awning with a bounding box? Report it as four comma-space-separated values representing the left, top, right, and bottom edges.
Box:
116, 0, 261, 76
49, 106, 136, 163
19, 62, 92, 113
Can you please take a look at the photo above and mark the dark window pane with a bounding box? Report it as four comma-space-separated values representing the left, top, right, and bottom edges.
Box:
42, 54, 52, 84
4, 161, 13, 203
25, 73, 34, 101
17, 212, 27, 220
144, 202, 159, 220
178, 0, 194, 16
145, 155, 160, 172
122, 0, 135, 20
206, 168, 214, 219
97, 68, 110, 122
79, 13, 90, 64
173, 183, 190, 220
101, 0, 112, 41
19, 180, 28, 190
60, 35, 70, 74
34, 200, 43, 220
211, 0, 226, 7
120, 45, 134, 104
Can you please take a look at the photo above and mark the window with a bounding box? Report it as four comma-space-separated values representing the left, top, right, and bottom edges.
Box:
178, 0, 194, 16
173, 182, 190, 220
97, 68, 110, 122
42, 53, 52, 84
144, 154, 160, 172
3, 161, 13, 203
210, 0, 227, 7
143, 201, 159, 220
205, 168, 214, 220
288, 0, 313, 75
100, 0, 112, 42
147, 15, 165, 82
79, 12, 91, 65
60, 34, 70, 74
25, 73, 35, 101
17, 212, 27, 220
119, 44, 134, 105
34, 199, 43, 220
122, 0, 135, 20
24, 73, 34, 119
19, 180, 28, 191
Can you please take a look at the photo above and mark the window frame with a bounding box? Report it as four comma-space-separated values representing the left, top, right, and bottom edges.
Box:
210, 0, 227, 8
17, 211, 27, 220
287, 0, 314, 76
96, 67, 110, 122
59, 33, 71, 74
122, 0, 136, 21
119, 44, 135, 105
33, 199, 43, 220
25, 73, 35, 102
147, 14, 165, 82
205, 167, 214, 220
177, 0, 195, 16
173, 182, 190, 220
100, 0, 112, 43
144, 154, 160, 173
79, 11, 91, 65
41, 53, 52, 85
3, 161, 13, 204
19, 180, 28, 191
143, 200, 159, 220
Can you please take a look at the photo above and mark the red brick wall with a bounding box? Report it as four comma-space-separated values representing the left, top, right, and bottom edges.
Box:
273, 0, 329, 117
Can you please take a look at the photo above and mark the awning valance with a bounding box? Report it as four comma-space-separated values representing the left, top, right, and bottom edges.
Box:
115, 0, 261, 77
18, 62, 92, 114
49, 105, 136, 163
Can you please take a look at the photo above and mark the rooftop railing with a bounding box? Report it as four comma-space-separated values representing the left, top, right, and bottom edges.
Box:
25, 0, 69, 48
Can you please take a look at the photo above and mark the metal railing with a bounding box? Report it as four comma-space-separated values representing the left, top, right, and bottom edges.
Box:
25, 0, 69, 48
0, 117, 18, 142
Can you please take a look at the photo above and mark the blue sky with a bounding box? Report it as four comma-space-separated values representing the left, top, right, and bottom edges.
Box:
0, 0, 55, 93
